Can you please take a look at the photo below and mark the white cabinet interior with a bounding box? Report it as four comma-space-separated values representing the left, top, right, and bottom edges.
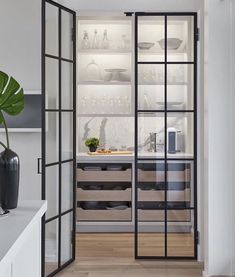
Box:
76, 14, 196, 236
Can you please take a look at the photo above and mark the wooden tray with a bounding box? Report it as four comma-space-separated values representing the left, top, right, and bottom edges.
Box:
87, 151, 133, 155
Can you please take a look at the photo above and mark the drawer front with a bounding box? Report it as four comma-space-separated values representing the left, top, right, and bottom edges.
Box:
138, 189, 190, 202
77, 188, 131, 201
77, 168, 132, 182
138, 169, 191, 182
138, 209, 191, 222
77, 208, 131, 221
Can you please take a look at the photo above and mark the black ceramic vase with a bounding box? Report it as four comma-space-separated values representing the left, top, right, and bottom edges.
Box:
0, 149, 19, 209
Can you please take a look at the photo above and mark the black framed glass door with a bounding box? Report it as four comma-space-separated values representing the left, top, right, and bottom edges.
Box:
42, 0, 76, 275
135, 12, 197, 259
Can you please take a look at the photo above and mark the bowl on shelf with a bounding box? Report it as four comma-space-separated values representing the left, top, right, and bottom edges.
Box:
158, 38, 183, 50
138, 42, 155, 50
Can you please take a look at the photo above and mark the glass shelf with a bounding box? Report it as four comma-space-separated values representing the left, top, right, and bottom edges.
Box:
78, 81, 131, 85
78, 49, 131, 54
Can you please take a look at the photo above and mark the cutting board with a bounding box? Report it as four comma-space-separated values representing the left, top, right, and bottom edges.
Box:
87, 151, 133, 156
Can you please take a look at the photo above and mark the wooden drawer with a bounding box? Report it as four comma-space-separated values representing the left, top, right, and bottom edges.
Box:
77, 207, 131, 221
77, 188, 131, 201
138, 169, 191, 182
77, 168, 132, 182
138, 209, 191, 222
138, 189, 190, 202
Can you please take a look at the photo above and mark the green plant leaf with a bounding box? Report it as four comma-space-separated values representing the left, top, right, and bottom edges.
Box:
0, 71, 24, 118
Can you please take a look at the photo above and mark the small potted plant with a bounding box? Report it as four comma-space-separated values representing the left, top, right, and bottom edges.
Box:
85, 137, 99, 152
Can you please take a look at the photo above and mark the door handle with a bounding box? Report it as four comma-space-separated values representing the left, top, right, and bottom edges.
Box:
37, 158, 42, 174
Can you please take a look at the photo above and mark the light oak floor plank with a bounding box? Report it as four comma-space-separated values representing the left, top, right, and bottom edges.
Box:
56, 233, 203, 277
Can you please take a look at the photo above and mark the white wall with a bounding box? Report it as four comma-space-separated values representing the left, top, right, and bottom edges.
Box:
204, 0, 235, 276
0, 0, 41, 200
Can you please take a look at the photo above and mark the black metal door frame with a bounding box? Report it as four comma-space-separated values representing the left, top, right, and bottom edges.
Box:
41, 0, 76, 276
134, 12, 198, 259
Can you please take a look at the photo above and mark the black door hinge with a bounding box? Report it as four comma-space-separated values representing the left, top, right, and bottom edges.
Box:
124, 12, 134, 17
196, 230, 200, 244
196, 28, 200, 42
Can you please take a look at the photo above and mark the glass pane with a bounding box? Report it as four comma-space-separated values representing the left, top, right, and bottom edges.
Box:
45, 3, 58, 56
61, 162, 73, 213
138, 64, 165, 111
167, 161, 194, 209
167, 16, 194, 62
61, 112, 73, 161
167, 112, 194, 158
138, 16, 165, 62
46, 165, 59, 219
46, 112, 59, 164
167, 209, 194, 257
61, 11, 73, 60
138, 112, 165, 158
62, 61, 73, 110
167, 64, 194, 110
45, 58, 59, 110
137, 161, 165, 256
45, 219, 58, 275
61, 213, 73, 265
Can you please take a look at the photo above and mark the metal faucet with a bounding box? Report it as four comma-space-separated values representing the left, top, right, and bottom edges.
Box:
148, 132, 157, 152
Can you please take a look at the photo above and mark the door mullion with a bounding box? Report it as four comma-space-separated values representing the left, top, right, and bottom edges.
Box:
58, 7, 62, 268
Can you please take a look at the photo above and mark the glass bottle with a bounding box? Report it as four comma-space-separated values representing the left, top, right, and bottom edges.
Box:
81, 30, 90, 49
101, 29, 109, 49
92, 29, 99, 49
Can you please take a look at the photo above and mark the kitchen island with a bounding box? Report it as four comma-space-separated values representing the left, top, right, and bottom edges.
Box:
0, 201, 47, 277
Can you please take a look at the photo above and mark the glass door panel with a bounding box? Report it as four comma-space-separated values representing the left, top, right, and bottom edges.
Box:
137, 161, 165, 257
167, 112, 194, 159
138, 16, 165, 62
167, 16, 194, 62
135, 12, 197, 259
138, 113, 165, 158
45, 2, 59, 56
45, 219, 59, 276
61, 11, 73, 60
138, 64, 165, 111
167, 64, 194, 110
42, 1, 76, 276
45, 165, 59, 219
167, 210, 194, 257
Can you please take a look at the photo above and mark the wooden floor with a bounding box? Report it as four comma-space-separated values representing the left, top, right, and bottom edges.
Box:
56, 233, 203, 277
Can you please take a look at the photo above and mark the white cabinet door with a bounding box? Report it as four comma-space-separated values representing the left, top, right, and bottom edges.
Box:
12, 221, 41, 277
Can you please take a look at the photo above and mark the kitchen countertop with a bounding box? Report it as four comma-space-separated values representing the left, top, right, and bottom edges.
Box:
0, 200, 47, 271
77, 152, 194, 162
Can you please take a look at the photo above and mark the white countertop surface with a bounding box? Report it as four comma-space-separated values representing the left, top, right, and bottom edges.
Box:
77, 152, 193, 162
0, 200, 47, 270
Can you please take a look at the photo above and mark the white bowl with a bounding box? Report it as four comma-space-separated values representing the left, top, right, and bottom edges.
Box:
158, 38, 183, 50
138, 42, 155, 50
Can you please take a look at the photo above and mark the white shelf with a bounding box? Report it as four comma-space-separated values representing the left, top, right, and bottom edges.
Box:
78, 81, 131, 85
138, 49, 187, 55
78, 49, 131, 54
138, 82, 187, 86
77, 113, 133, 117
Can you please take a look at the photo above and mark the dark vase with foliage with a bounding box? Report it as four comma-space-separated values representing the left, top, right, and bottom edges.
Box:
0, 71, 24, 210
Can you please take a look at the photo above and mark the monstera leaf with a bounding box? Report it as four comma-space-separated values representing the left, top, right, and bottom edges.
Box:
0, 71, 24, 148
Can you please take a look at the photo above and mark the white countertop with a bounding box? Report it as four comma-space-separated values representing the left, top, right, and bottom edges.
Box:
77, 152, 193, 162
0, 200, 47, 270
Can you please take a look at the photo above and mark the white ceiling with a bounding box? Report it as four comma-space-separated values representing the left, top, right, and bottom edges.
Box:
59, 0, 203, 13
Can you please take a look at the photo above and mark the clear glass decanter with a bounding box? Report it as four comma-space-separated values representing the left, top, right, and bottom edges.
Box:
101, 29, 109, 49
81, 30, 90, 49
92, 29, 99, 49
